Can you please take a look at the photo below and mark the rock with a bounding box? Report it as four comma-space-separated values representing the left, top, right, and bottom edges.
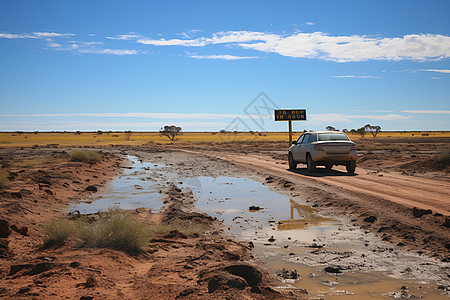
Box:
69, 261, 81, 268
275, 268, 299, 280
268, 236, 275, 242
0, 238, 11, 258
85, 186, 97, 192
412, 207, 432, 218
163, 230, 187, 239
77, 276, 96, 288
444, 217, 450, 228
17, 287, 31, 295
43, 189, 53, 196
177, 288, 196, 298
9, 262, 54, 276
226, 277, 247, 290
26, 262, 54, 276
324, 266, 343, 274
363, 216, 377, 223
207, 274, 248, 293
10, 192, 22, 199
0, 220, 11, 238
80, 296, 94, 300
11, 224, 28, 236
224, 264, 262, 287
249, 206, 261, 211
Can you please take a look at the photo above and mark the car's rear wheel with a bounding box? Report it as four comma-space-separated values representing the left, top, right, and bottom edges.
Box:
288, 153, 297, 170
306, 154, 316, 173
346, 161, 356, 174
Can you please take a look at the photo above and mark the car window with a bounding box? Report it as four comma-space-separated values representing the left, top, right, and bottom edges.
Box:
297, 135, 304, 144
302, 134, 310, 144
310, 134, 317, 143
318, 133, 350, 141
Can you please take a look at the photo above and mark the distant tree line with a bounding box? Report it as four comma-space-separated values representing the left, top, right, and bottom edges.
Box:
326, 124, 381, 138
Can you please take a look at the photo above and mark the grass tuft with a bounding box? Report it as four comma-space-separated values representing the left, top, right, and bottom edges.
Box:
43, 209, 150, 254
43, 219, 76, 247
78, 210, 149, 254
70, 150, 102, 163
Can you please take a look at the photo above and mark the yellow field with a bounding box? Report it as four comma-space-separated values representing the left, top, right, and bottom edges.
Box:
0, 131, 449, 147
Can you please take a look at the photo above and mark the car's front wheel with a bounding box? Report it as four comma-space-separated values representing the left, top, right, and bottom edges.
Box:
306, 154, 316, 173
346, 161, 356, 174
288, 153, 297, 170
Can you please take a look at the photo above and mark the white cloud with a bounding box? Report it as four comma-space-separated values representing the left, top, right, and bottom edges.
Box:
402, 110, 450, 114
305, 22, 315, 26
33, 32, 75, 38
47, 43, 62, 48
137, 37, 210, 47
332, 75, 382, 78
0, 112, 269, 119
137, 31, 450, 62
106, 34, 141, 40
0, 33, 22, 39
77, 48, 139, 55
307, 113, 412, 125
189, 54, 258, 60
431, 77, 442, 79
418, 69, 450, 74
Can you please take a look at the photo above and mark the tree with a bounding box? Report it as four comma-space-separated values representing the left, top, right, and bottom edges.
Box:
357, 127, 366, 138
124, 130, 133, 141
326, 126, 337, 131
160, 125, 182, 141
364, 124, 381, 137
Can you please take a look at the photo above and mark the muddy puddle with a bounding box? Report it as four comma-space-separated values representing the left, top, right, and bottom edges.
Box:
71, 156, 449, 298
184, 176, 449, 299
70, 156, 168, 214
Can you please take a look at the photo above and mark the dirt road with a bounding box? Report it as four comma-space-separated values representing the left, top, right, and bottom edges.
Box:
178, 149, 449, 259
189, 151, 449, 215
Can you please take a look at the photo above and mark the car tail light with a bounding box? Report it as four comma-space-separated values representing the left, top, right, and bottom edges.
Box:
351, 144, 356, 150
313, 144, 324, 151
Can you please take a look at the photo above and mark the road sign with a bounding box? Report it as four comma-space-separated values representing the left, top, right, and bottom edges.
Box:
274, 109, 306, 121
274, 109, 307, 144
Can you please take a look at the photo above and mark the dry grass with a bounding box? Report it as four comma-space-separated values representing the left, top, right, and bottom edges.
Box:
43, 219, 76, 247
70, 150, 102, 163
0, 131, 448, 147
432, 149, 450, 166
43, 210, 151, 254
18, 157, 68, 168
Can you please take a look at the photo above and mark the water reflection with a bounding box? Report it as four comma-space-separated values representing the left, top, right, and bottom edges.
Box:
277, 200, 337, 231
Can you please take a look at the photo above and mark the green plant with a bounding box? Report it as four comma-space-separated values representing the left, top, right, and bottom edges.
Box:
70, 150, 102, 163
43, 219, 76, 247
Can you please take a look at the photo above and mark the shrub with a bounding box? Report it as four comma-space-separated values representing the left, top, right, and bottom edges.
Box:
70, 150, 102, 163
0, 170, 9, 188
432, 149, 450, 167
43, 219, 76, 247
78, 210, 150, 254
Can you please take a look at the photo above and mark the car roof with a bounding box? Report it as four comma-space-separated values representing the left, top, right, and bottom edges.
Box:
302, 131, 346, 134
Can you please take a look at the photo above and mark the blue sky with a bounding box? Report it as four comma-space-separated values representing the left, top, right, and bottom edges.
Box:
1, 0, 449, 132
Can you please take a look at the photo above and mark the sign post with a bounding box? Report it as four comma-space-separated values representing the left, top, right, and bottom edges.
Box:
274, 109, 307, 144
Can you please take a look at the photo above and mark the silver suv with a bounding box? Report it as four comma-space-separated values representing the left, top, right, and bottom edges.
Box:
288, 131, 357, 173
